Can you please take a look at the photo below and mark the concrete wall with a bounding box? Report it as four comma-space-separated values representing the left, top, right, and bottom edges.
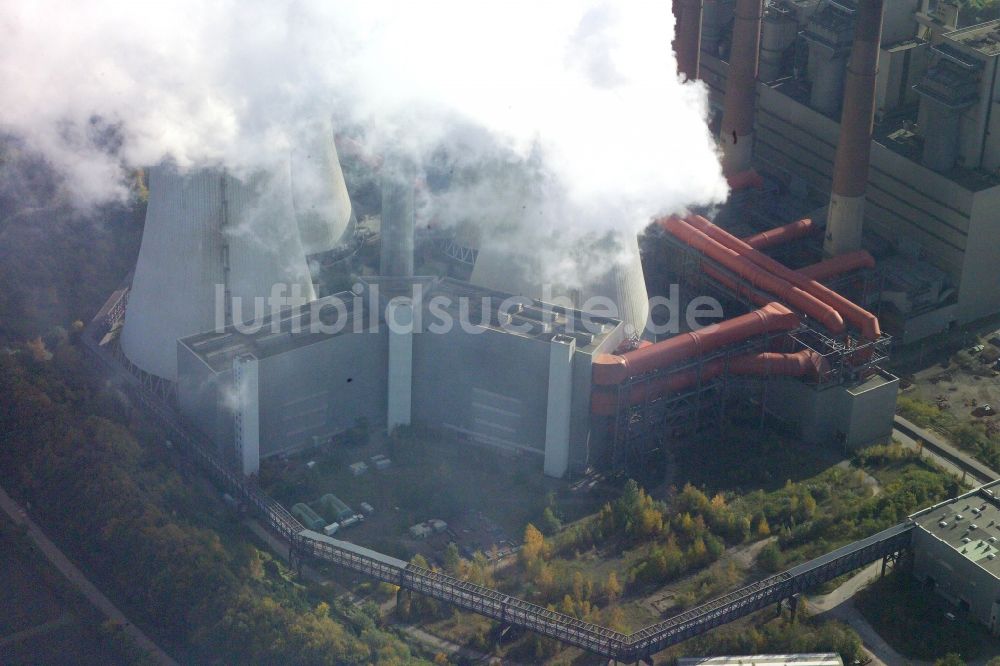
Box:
412, 326, 552, 455
176, 341, 233, 459
912, 526, 1000, 627
765, 373, 898, 450
960, 186, 1000, 323
256, 331, 388, 457
840, 372, 900, 449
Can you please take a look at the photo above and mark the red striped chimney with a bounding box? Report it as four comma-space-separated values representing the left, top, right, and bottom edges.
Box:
673, 0, 704, 82
719, 0, 764, 176
824, 0, 885, 256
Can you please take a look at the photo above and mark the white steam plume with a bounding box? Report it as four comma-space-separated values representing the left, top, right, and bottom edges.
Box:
1, 1, 727, 238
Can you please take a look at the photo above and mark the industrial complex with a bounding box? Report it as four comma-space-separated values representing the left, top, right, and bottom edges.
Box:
76, 0, 1000, 660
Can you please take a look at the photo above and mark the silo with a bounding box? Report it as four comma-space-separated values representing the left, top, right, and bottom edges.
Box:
120, 163, 316, 381
290, 116, 355, 256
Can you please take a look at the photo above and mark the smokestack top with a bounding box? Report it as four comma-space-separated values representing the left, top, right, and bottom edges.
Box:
719, 0, 764, 175
824, 0, 885, 256
672, 0, 704, 81
831, 0, 884, 200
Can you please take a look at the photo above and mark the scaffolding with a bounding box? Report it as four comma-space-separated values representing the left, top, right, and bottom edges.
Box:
607, 232, 893, 475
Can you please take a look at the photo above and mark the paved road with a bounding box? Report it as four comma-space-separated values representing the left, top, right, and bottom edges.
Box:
0, 485, 177, 666
894, 415, 1000, 485
804, 562, 909, 666
0, 614, 74, 648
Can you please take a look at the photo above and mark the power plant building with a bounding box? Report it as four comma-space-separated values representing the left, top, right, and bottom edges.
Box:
696, 0, 1000, 343
177, 277, 627, 477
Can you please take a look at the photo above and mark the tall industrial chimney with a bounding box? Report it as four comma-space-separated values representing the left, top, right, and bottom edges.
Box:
719, 0, 764, 175
824, 0, 885, 257
379, 156, 416, 277
672, 0, 704, 81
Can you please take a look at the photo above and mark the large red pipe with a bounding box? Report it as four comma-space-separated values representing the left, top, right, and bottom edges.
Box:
661, 217, 846, 333
673, 0, 704, 82
726, 169, 765, 191
593, 301, 799, 385
591, 349, 827, 414
702, 263, 774, 307
743, 218, 817, 250
798, 250, 876, 282
685, 215, 880, 340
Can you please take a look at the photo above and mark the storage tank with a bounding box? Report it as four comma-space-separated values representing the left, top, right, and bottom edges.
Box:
120, 163, 316, 381
290, 116, 355, 256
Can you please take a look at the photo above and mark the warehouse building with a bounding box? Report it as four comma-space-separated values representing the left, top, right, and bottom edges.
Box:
909, 479, 1000, 633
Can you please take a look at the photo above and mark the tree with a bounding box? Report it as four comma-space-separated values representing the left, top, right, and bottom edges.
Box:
443, 542, 461, 574
934, 655, 966, 666
757, 542, 783, 572
604, 571, 622, 602
541, 506, 561, 535
521, 523, 549, 566
755, 515, 771, 538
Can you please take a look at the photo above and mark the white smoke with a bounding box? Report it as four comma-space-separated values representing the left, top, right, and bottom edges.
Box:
1, 0, 727, 240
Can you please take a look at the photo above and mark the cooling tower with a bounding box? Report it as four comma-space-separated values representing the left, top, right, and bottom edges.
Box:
290, 117, 354, 255
470, 231, 650, 337
120, 163, 316, 381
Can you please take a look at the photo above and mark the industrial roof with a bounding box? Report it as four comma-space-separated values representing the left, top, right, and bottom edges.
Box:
180, 277, 621, 373
366, 276, 621, 351
910, 480, 1000, 578
677, 655, 843, 666
179, 291, 378, 373
944, 20, 1000, 58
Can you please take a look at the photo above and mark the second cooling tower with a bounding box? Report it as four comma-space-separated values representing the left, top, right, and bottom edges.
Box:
470, 231, 650, 337
291, 116, 355, 255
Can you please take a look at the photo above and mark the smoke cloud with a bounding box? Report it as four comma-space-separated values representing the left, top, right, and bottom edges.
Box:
1, 1, 727, 242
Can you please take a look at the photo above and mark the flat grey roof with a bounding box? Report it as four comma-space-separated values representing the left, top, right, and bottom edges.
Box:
945, 20, 1000, 58
180, 277, 621, 373
179, 291, 377, 373
677, 655, 843, 666
910, 480, 1000, 578
846, 370, 897, 396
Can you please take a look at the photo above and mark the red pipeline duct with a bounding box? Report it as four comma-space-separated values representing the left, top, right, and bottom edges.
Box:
703, 263, 774, 307
798, 250, 876, 282
744, 218, 817, 250
660, 216, 846, 333
591, 349, 828, 415
593, 301, 799, 385
673, 0, 704, 82
719, 0, 764, 175
727, 169, 766, 191
685, 215, 880, 340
